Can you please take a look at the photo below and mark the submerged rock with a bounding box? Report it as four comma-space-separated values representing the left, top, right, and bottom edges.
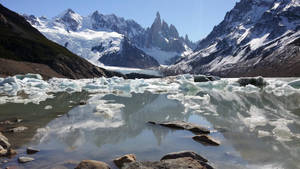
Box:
75, 160, 111, 169
8, 126, 28, 133
6, 148, 17, 156
149, 121, 210, 134
123, 151, 213, 169
192, 135, 220, 146
114, 154, 136, 168
18, 157, 34, 163
26, 147, 40, 154
237, 76, 267, 87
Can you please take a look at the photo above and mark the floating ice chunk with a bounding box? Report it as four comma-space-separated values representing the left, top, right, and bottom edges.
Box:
15, 74, 43, 80
258, 130, 271, 137
270, 119, 294, 141
288, 79, 300, 89
44, 105, 53, 110
240, 106, 268, 132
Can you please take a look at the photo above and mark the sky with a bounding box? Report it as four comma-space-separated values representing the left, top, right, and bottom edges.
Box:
0, 0, 239, 41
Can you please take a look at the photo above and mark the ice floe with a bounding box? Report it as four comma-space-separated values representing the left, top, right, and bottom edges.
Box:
1, 74, 300, 144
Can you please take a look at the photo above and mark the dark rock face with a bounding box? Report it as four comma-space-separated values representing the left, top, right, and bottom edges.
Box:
237, 76, 268, 87
99, 38, 159, 68
0, 4, 122, 79
125, 73, 162, 79
90, 11, 145, 40
172, 0, 300, 77
143, 12, 189, 53
194, 75, 220, 82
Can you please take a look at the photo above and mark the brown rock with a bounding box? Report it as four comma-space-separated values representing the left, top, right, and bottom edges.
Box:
193, 135, 220, 146
26, 147, 40, 154
7, 148, 17, 156
148, 121, 210, 134
0, 145, 7, 156
113, 154, 136, 168
75, 160, 110, 169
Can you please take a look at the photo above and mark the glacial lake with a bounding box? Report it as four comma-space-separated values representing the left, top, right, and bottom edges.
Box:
0, 75, 300, 169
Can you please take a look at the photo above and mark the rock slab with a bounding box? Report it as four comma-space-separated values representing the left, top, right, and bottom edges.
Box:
18, 157, 34, 163
123, 151, 213, 169
149, 121, 210, 134
27, 147, 40, 154
75, 160, 110, 169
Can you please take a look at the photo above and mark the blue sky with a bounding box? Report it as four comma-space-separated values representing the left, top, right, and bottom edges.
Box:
1, 0, 239, 41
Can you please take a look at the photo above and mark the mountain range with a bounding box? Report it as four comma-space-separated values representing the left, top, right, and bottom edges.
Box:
0, 4, 122, 79
24, 10, 195, 68
1, 0, 300, 78
168, 0, 300, 77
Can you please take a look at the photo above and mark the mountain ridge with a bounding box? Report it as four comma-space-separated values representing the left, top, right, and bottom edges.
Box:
167, 0, 300, 77
0, 4, 122, 79
24, 10, 195, 66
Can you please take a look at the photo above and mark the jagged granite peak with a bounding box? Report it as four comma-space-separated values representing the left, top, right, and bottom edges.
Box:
144, 11, 190, 54
168, 0, 300, 77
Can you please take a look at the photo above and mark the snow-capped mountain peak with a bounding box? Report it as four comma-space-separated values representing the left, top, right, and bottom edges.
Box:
167, 0, 300, 77
53, 8, 83, 31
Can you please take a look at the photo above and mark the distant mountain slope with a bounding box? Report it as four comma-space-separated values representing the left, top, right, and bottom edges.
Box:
169, 0, 300, 77
24, 10, 195, 66
0, 4, 121, 79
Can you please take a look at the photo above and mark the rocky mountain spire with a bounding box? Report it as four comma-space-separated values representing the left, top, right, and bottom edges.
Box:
150, 11, 162, 33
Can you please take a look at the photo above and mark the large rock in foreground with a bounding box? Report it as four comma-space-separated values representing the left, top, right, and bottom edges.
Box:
114, 154, 136, 168
75, 160, 111, 169
123, 151, 213, 169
